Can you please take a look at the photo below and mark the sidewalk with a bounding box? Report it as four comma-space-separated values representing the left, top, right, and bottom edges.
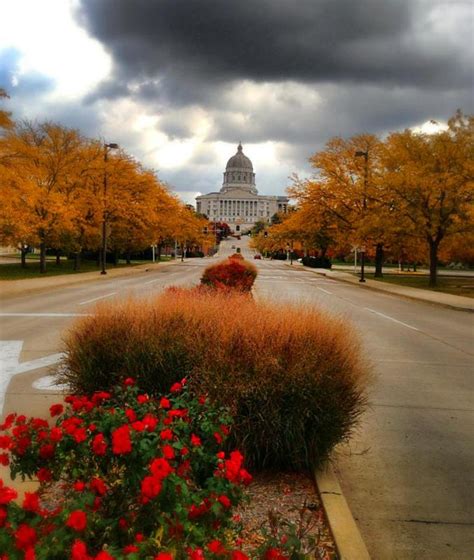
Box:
0, 259, 179, 301
292, 264, 474, 312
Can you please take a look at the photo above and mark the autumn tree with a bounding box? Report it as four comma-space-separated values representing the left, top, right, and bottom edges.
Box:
381, 110, 474, 285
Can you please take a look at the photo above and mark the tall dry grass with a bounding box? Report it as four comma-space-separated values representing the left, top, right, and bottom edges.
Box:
60, 290, 370, 469
200, 258, 257, 292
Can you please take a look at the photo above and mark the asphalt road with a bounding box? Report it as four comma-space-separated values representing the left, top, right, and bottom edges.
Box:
1, 238, 473, 559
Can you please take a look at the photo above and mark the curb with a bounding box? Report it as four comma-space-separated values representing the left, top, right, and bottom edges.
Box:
287, 263, 474, 313
315, 464, 371, 560
0, 259, 179, 301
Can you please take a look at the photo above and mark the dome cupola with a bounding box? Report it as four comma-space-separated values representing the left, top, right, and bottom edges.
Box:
221, 143, 257, 194
225, 143, 253, 171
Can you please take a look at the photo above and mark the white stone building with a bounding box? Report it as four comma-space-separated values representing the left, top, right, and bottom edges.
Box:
195, 144, 288, 233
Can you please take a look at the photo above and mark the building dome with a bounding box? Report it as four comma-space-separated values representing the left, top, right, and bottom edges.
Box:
225, 143, 253, 171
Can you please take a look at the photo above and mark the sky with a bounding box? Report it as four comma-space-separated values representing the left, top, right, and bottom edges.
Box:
1, 0, 472, 205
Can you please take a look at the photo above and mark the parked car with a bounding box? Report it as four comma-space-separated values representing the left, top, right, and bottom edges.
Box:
254, 254, 262, 259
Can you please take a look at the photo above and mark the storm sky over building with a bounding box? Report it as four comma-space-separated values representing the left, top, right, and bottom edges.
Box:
1, 0, 472, 203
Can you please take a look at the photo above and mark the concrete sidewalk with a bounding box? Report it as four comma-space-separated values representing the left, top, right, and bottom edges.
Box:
291, 264, 474, 312
0, 259, 179, 301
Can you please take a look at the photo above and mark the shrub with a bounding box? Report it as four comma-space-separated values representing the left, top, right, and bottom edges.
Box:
229, 253, 244, 260
0, 380, 253, 558
200, 259, 257, 292
60, 291, 369, 470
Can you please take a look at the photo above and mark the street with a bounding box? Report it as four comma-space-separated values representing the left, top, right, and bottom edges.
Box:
1, 238, 473, 559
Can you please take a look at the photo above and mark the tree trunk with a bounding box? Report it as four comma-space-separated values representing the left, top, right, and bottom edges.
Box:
428, 239, 439, 287
74, 252, 81, 271
157, 243, 162, 262
20, 247, 27, 268
55, 250, 61, 266
374, 243, 384, 278
126, 251, 131, 265
39, 242, 46, 273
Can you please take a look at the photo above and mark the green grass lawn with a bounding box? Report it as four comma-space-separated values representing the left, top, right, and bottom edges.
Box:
368, 273, 474, 298
0, 256, 171, 280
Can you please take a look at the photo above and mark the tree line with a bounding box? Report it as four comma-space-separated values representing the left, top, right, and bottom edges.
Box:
0, 90, 209, 273
252, 110, 473, 285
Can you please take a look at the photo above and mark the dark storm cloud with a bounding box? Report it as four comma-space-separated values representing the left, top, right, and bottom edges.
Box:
76, 0, 472, 101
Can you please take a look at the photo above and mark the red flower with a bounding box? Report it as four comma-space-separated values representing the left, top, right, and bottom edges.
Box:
137, 394, 149, 404
37, 468, 52, 482
150, 457, 173, 479
213, 432, 223, 444
123, 545, 139, 554
159, 397, 171, 409
66, 510, 87, 531
160, 428, 173, 441
0, 506, 7, 527
123, 377, 135, 386
73, 428, 87, 444
96, 552, 115, 560
71, 539, 89, 560
190, 434, 201, 447
112, 425, 132, 454
143, 413, 158, 431
154, 553, 174, 560
264, 549, 288, 560
49, 403, 64, 417
131, 421, 145, 432
24, 547, 36, 560
218, 495, 231, 508
125, 408, 137, 423
0, 435, 12, 449
92, 433, 107, 456
0, 480, 18, 504
0, 453, 9, 466
162, 444, 175, 460
39, 443, 55, 459
90, 477, 107, 496
91, 391, 111, 406
187, 549, 205, 560
231, 552, 249, 560
170, 382, 182, 393
22, 492, 40, 514
207, 540, 226, 555
74, 481, 86, 492
15, 524, 37, 550
141, 476, 162, 501
50, 427, 63, 443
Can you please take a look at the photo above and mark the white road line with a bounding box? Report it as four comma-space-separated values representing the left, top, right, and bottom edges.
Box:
0, 341, 64, 413
0, 312, 90, 318
79, 292, 117, 306
316, 287, 333, 295
144, 279, 161, 285
364, 307, 419, 331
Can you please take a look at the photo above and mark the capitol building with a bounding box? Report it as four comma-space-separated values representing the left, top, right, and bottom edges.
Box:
195, 144, 289, 233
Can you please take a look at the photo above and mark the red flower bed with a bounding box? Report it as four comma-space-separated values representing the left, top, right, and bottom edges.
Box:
0, 380, 309, 559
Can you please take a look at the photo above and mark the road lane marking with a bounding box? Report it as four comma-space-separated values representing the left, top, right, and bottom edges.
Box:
79, 292, 117, 306
32, 375, 68, 392
316, 287, 333, 295
364, 308, 419, 331
0, 312, 90, 318
144, 279, 161, 285
0, 341, 64, 413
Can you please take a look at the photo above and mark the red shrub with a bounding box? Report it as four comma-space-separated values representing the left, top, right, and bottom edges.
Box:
201, 259, 257, 292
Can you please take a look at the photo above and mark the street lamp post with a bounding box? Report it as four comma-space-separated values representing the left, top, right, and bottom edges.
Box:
101, 143, 119, 275
355, 150, 368, 283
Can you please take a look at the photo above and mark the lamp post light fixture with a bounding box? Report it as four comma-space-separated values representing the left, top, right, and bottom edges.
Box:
355, 149, 368, 283
101, 143, 119, 275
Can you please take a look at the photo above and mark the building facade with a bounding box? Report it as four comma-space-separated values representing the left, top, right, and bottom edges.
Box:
195, 144, 288, 232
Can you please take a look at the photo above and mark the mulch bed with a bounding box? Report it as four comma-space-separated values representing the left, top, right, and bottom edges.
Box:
237, 471, 338, 559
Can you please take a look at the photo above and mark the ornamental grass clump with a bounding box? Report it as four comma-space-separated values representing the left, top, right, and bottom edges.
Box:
60, 290, 370, 470
200, 258, 257, 292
